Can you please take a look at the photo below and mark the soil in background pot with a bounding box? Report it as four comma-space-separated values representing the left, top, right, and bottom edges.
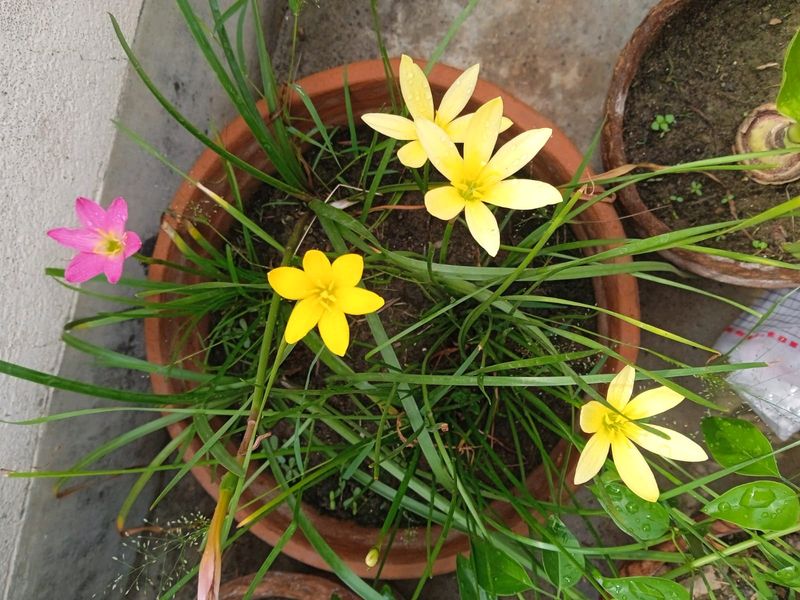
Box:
207, 126, 597, 528
622, 0, 800, 261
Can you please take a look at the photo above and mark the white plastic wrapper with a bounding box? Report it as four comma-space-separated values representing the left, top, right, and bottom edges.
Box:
714, 288, 800, 441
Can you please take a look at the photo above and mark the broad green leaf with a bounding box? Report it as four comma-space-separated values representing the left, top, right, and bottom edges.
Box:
594, 474, 670, 541
701, 417, 779, 477
456, 555, 493, 600
702, 481, 800, 530
777, 28, 800, 123
471, 538, 533, 596
766, 564, 800, 588
542, 517, 584, 589
602, 576, 689, 600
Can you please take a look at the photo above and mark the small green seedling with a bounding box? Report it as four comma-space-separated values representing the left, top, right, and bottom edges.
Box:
650, 113, 676, 137
669, 194, 684, 203
721, 193, 734, 204
752, 239, 768, 251
689, 180, 703, 196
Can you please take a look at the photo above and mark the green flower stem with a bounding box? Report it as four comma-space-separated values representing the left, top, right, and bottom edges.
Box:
663, 523, 800, 580
206, 214, 310, 553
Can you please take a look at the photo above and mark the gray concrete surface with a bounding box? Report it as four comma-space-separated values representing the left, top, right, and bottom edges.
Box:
6, 0, 799, 599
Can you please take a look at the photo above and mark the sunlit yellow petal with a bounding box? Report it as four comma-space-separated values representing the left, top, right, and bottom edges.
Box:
607, 365, 635, 411
436, 62, 479, 125
319, 309, 349, 356
444, 113, 472, 143
303, 250, 331, 287
337, 287, 384, 315
399, 55, 434, 121
285, 297, 324, 344
416, 119, 464, 183
397, 140, 428, 168
486, 128, 552, 180
361, 113, 417, 140
446, 114, 513, 143
579, 401, 608, 434
464, 98, 503, 176
483, 179, 563, 210
331, 254, 363, 289
612, 437, 659, 502
574, 432, 610, 484
425, 186, 466, 221
626, 423, 708, 462
623, 387, 685, 420
464, 200, 500, 256
267, 267, 315, 300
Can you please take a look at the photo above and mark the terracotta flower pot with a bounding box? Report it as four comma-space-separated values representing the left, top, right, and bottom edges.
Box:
218, 572, 359, 600
145, 57, 641, 579
602, 0, 800, 288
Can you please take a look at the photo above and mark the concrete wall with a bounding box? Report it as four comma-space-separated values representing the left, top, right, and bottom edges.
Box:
0, 2, 285, 597
0, 2, 144, 596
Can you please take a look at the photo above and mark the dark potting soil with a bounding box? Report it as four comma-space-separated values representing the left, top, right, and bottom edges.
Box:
211, 126, 597, 528
622, 0, 800, 260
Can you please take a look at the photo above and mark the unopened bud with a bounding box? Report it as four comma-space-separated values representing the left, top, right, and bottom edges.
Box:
365, 547, 380, 568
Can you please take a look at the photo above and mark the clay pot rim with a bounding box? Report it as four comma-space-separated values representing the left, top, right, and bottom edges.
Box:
219, 571, 360, 600
601, 0, 800, 288
145, 56, 641, 580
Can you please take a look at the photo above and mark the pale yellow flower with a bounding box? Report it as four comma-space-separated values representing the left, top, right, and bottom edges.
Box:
574, 365, 708, 502
415, 97, 563, 256
361, 54, 511, 168
268, 250, 384, 356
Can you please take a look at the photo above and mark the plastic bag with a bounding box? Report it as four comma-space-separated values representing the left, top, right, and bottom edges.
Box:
714, 288, 800, 441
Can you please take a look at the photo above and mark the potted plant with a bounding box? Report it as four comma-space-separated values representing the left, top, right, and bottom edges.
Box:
602, 0, 800, 287
4, 3, 800, 600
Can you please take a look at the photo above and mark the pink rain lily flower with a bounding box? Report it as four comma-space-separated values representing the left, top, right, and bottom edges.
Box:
47, 197, 142, 284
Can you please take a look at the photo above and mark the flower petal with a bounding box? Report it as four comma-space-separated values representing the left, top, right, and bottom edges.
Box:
416, 119, 464, 183
486, 128, 552, 180
399, 55, 434, 121
123, 231, 143, 258
319, 309, 349, 356
64, 252, 107, 283
436, 62, 479, 125
607, 365, 635, 411
424, 186, 466, 221
464, 97, 503, 176
303, 250, 332, 287
446, 114, 514, 144
337, 287, 384, 315
444, 113, 472, 143
332, 254, 363, 289
268, 267, 316, 300
612, 437, 659, 502
361, 113, 417, 141
104, 256, 125, 284
464, 200, 500, 256
579, 401, 608, 434
483, 179, 563, 210
285, 297, 324, 344
397, 140, 428, 168
105, 197, 129, 234
624, 386, 685, 420
626, 423, 708, 462
47, 227, 102, 252
574, 432, 610, 484
74, 197, 106, 229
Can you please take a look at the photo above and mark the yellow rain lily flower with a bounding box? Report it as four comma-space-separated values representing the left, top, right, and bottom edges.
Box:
361, 54, 511, 168
574, 365, 708, 502
415, 97, 563, 256
268, 250, 384, 356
